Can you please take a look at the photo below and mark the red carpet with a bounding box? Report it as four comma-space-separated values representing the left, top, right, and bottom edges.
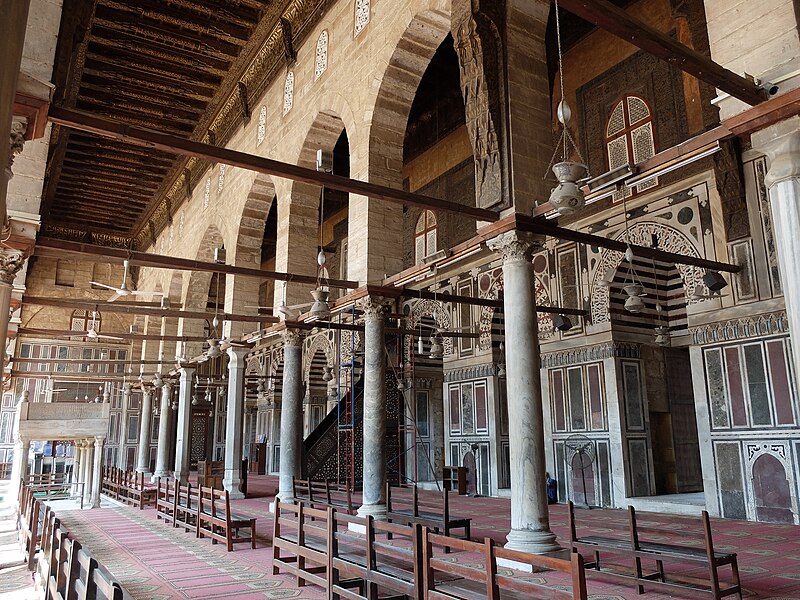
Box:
57, 476, 800, 599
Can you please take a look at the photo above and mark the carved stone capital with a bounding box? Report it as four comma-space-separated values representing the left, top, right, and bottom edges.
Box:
0, 249, 27, 285
752, 120, 800, 188
7, 117, 27, 180
281, 328, 305, 347
357, 295, 391, 322
486, 231, 540, 264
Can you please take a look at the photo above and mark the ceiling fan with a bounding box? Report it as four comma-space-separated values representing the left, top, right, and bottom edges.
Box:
82, 311, 123, 341
91, 259, 164, 303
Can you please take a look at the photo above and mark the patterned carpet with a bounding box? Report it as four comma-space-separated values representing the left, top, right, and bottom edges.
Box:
55, 476, 800, 600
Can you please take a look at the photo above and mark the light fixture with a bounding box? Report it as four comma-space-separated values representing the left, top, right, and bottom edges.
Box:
417, 335, 424, 355
152, 372, 164, 388
552, 314, 572, 332
624, 294, 646, 313
703, 270, 728, 292
214, 245, 226, 264
597, 268, 616, 288
544, 0, 590, 216
160, 297, 171, 310
654, 325, 671, 347
206, 338, 222, 359
429, 333, 444, 359
192, 392, 200, 406
171, 400, 178, 411
322, 366, 333, 382
310, 288, 331, 319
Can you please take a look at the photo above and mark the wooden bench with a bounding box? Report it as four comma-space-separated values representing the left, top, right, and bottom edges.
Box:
155, 477, 177, 525
272, 499, 331, 588
18, 486, 41, 570
568, 501, 742, 598
329, 509, 423, 600
422, 529, 587, 600
118, 470, 157, 509
197, 486, 257, 551
293, 477, 355, 514
386, 484, 471, 549
174, 479, 200, 533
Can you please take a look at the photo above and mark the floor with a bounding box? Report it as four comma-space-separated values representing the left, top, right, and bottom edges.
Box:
0, 481, 37, 600
7, 475, 800, 599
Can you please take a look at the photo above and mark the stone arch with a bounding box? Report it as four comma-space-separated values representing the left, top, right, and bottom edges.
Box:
405, 297, 453, 358
590, 222, 704, 325
477, 268, 553, 351
281, 110, 350, 307
357, 6, 452, 283
225, 174, 277, 337
180, 225, 224, 356
303, 331, 335, 382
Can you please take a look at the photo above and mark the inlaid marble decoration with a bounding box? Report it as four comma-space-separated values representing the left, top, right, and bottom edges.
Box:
168, 225, 173, 250
315, 30, 329, 80
283, 71, 294, 115
257, 105, 267, 146
354, 0, 370, 36
179, 212, 184, 237
218, 164, 226, 193
203, 178, 211, 209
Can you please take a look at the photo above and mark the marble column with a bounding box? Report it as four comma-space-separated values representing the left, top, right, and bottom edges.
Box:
429, 378, 446, 481
152, 382, 173, 481
117, 383, 132, 469
277, 329, 304, 503
70, 440, 83, 496
753, 120, 800, 383
174, 365, 196, 484
357, 295, 390, 520
0, 250, 25, 379
136, 385, 154, 475
487, 231, 560, 554
82, 442, 94, 507
223, 346, 249, 499
9, 435, 29, 503
90, 437, 105, 508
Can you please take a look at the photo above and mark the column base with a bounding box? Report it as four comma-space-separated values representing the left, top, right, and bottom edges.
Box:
174, 470, 188, 485
223, 479, 245, 499
356, 503, 387, 520
151, 470, 169, 483
504, 527, 562, 557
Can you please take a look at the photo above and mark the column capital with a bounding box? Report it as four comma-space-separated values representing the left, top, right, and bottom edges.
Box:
94, 436, 106, 447
178, 364, 196, 378
226, 344, 251, 364
0, 249, 27, 285
281, 328, 305, 348
357, 295, 391, 322
7, 117, 27, 180
751, 118, 800, 187
486, 230, 542, 264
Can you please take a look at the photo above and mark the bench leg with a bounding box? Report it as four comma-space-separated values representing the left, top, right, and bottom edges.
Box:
634, 556, 645, 594
731, 557, 743, 600
250, 520, 256, 550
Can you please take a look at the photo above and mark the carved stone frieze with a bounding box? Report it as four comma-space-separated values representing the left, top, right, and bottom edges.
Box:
452, 0, 507, 210
443, 363, 497, 382
690, 311, 789, 346
541, 342, 640, 368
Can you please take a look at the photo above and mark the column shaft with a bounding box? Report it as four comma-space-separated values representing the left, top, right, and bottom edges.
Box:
488, 231, 560, 554
152, 383, 172, 480
174, 367, 195, 483
357, 296, 389, 520
90, 438, 104, 508
277, 331, 304, 502
223, 347, 249, 499
82, 444, 93, 507
136, 388, 153, 474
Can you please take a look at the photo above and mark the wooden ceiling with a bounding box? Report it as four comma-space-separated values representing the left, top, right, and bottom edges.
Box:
42, 0, 331, 248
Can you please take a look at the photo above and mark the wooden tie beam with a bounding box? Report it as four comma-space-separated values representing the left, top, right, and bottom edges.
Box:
22, 295, 277, 324
34, 237, 359, 289
17, 327, 208, 343
402, 290, 587, 316
557, 0, 768, 106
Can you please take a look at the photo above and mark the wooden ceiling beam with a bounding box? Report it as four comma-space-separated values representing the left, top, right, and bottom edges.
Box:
73, 103, 196, 137
61, 163, 167, 183
557, 0, 768, 106
78, 79, 209, 113
35, 238, 361, 289
81, 65, 215, 99
65, 138, 176, 166
57, 182, 154, 202
76, 94, 201, 128
81, 70, 214, 104
48, 107, 500, 223
97, 0, 255, 43
22, 296, 278, 324
13, 358, 166, 366
85, 44, 228, 79
84, 49, 225, 88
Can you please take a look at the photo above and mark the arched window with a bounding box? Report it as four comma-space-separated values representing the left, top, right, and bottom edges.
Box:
605, 95, 657, 195
415, 210, 437, 263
